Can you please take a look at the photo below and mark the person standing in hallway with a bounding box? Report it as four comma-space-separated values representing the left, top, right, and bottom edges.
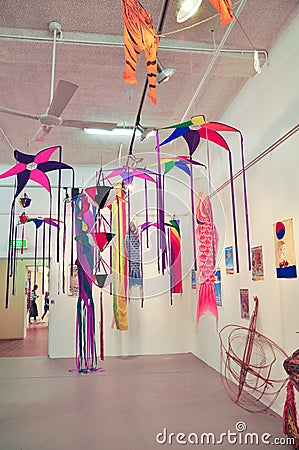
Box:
29, 284, 39, 324
41, 291, 50, 322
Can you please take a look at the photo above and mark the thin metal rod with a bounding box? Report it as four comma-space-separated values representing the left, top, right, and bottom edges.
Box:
213, 124, 299, 195
128, 0, 170, 155
49, 28, 57, 106
181, 0, 248, 121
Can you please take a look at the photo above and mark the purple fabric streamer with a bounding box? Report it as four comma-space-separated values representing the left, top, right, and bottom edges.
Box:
42, 220, 46, 294
127, 172, 131, 301
144, 179, 149, 248
34, 226, 38, 286
11, 215, 18, 295
189, 158, 197, 272
140, 230, 144, 308
62, 201, 67, 293
155, 130, 167, 274
228, 151, 239, 273
109, 208, 113, 295
240, 134, 251, 270
5, 201, 16, 308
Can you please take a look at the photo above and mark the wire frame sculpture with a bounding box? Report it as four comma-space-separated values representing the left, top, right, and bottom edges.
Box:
219, 297, 288, 413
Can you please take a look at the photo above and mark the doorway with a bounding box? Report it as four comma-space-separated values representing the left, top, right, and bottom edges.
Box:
0, 258, 50, 358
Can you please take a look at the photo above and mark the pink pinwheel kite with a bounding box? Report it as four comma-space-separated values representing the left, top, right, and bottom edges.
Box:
0, 146, 72, 197
1, 145, 74, 308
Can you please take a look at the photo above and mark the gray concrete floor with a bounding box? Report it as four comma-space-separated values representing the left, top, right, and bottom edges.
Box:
0, 353, 290, 450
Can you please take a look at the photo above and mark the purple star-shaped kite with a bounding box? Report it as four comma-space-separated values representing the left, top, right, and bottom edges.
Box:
0, 146, 72, 197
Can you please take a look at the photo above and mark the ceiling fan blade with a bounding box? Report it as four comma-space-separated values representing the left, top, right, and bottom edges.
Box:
62, 119, 118, 131
33, 125, 52, 142
0, 107, 40, 121
47, 80, 78, 117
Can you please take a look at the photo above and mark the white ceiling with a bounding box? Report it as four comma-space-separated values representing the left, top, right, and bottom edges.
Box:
0, 0, 298, 166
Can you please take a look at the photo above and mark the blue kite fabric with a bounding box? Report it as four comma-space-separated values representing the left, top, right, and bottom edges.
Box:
126, 221, 143, 289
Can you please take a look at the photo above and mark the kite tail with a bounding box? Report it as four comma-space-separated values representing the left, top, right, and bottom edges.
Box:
196, 276, 218, 325
75, 261, 98, 373
282, 379, 299, 447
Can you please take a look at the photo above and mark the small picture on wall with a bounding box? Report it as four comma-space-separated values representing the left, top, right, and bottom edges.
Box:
214, 268, 222, 307
273, 219, 297, 278
240, 289, 249, 319
69, 265, 79, 297
225, 246, 234, 275
251, 245, 264, 281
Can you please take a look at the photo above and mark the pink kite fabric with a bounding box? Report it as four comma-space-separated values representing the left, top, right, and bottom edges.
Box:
169, 218, 183, 294
196, 194, 218, 325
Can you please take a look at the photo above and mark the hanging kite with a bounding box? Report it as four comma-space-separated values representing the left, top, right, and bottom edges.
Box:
196, 193, 218, 324
120, 0, 159, 104
74, 194, 100, 372
159, 116, 251, 273
126, 220, 143, 304
0, 145, 74, 307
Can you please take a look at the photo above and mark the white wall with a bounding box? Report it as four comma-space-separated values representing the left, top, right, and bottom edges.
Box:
191, 14, 299, 415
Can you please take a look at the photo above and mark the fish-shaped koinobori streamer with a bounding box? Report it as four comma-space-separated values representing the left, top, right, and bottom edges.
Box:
120, 0, 159, 105
159, 116, 251, 273
0, 145, 75, 307
196, 194, 218, 325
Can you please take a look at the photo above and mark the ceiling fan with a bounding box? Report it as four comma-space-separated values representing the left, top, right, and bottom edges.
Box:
0, 22, 117, 142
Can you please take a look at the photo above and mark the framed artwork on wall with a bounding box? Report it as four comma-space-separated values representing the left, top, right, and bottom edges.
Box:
225, 246, 234, 275
251, 245, 264, 281
273, 219, 297, 279
214, 268, 222, 307
240, 289, 249, 319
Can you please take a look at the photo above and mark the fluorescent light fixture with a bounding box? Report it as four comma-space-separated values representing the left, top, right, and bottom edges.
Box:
176, 0, 203, 23
84, 127, 141, 137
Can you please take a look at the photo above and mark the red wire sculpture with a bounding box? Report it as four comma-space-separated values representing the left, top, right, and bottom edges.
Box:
219, 297, 288, 413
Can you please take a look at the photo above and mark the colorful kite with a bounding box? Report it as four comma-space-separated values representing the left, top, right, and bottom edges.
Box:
0, 145, 74, 307
196, 194, 218, 324
120, 0, 159, 104
168, 217, 183, 304
159, 116, 251, 273
126, 220, 143, 303
74, 195, 99, 372
112, 186, 128, 330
